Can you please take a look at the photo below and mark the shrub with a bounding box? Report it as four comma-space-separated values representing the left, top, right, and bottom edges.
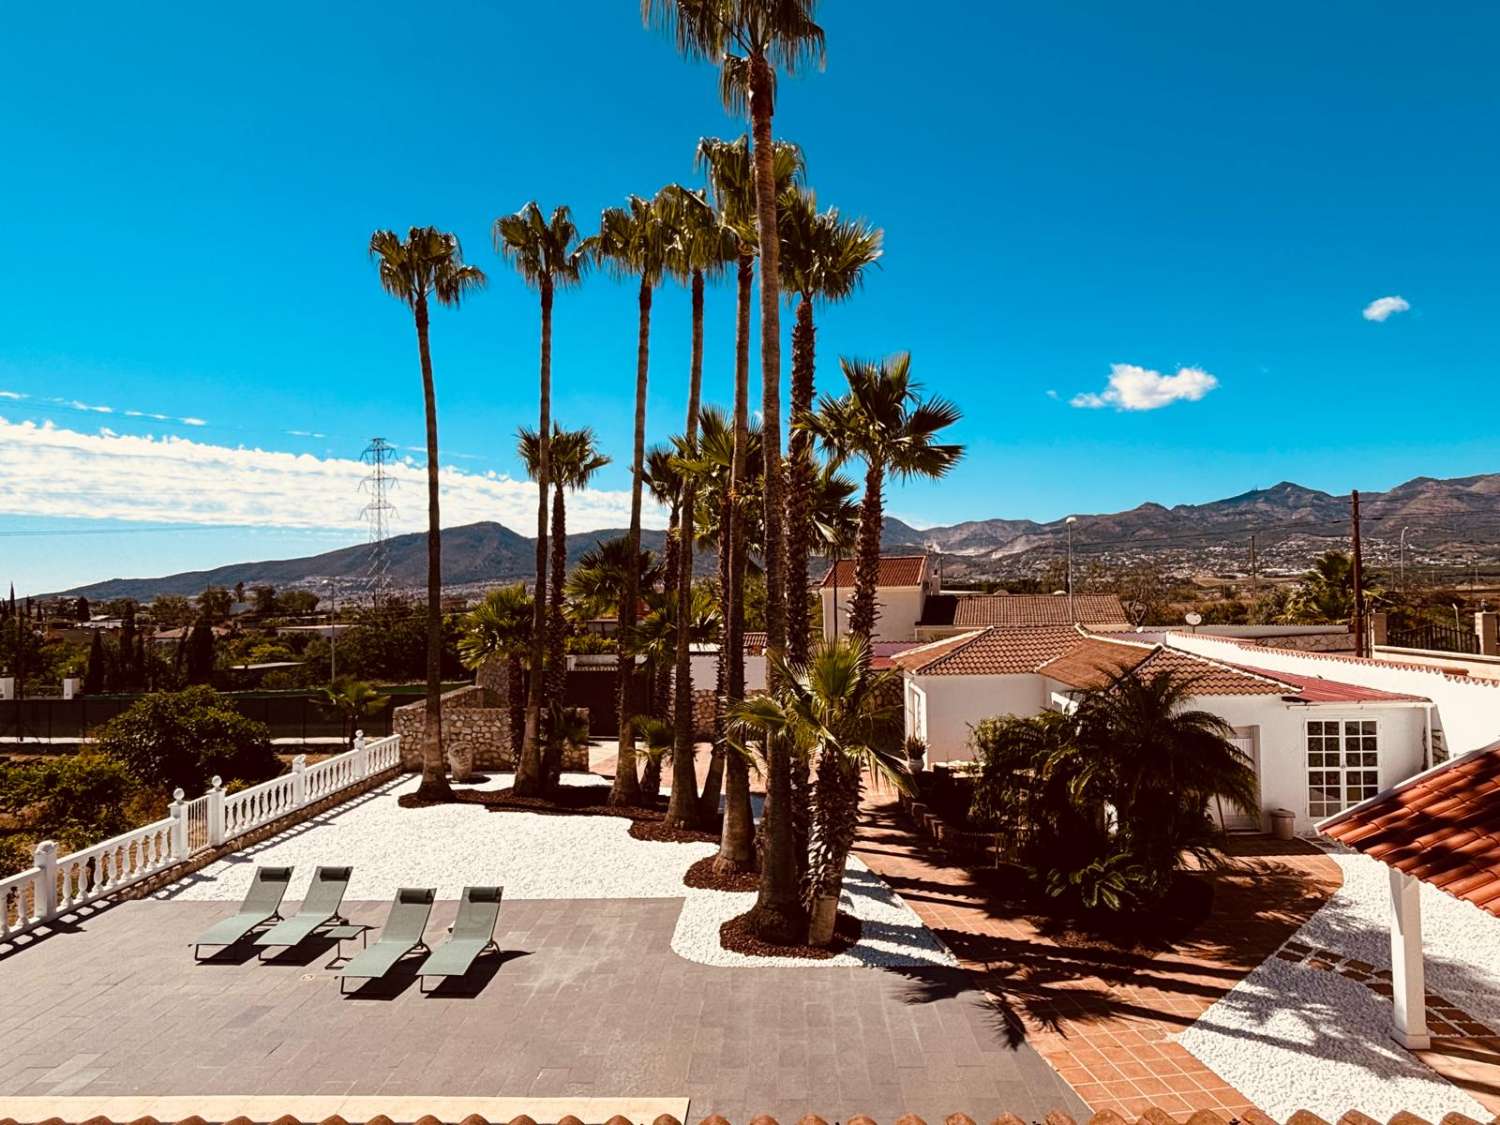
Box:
0, 751, 139, 852
0, 833, 37, 878
95, 686, 278, 793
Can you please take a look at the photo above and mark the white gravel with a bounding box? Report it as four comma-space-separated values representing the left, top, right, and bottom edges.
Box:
1175, 851, 1496, 1121
162, 772, 953, 970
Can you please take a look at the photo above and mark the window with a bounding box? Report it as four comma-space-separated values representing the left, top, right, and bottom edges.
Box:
1307, 719, 1380, 819
906, 682, 927, 742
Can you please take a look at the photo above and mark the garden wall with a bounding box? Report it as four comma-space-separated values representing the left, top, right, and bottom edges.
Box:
392, 681, 588, 774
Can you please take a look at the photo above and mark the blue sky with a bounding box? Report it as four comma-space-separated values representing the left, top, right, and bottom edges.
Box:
3, 1, 1498, 595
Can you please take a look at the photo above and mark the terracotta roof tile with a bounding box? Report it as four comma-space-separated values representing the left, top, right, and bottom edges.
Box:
920, 593, 1130, 628
893, 626, 1084, 676
818, 555, 926, 589
1037, 638, 1291, 695
1035, 637, 1154, 688
1321, 740, 1500, 917
1221, 662, 1428, 703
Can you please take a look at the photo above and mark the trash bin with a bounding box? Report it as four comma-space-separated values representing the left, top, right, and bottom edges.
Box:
1271, 808, 1296, 840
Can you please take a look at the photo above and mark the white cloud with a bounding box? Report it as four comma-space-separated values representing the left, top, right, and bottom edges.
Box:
0, 416, 652, 534
1362, 295, 1410, 322
1070, 363, 1219, 411
0, 389, 26, 400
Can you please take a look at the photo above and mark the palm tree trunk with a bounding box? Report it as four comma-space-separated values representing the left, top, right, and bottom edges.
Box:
515, 285, 552, 797
849, 462, 885, 650
747, 54, 801, 944
714, 252, 756, 872
507, 654, 525, 761
666, 268, 706, 827
786, 294, 816, 886
414, 294, 454, 802
806, 753, 861, 946
609, 276, 650, 808
785, 294, 816, 667
544, 479, 568, 785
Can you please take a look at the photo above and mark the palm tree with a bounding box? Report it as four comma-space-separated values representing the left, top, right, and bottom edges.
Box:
589, 192, 675, 807
634, 717, 675, 802
659, 185, 737, 829
457, 585, 535, 764
807, 354, 963, 656
317, 678, 389, 750
692, 132, 810, 936
730, 635, 907, 945
565, 536, 660, 621
778, 188, 883, 666
369, 226, 486, 801
494, 203, 588, 798
534, 426, 609, 777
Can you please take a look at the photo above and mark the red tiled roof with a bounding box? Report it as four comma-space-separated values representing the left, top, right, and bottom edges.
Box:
1038, 637, 1290, 695
893, 626, 1084, 676
1321, 741, 1500, 917
1226, 662, 1429, 703
818, 554, 926, 589
1168, 630, 1488, 683
921, 592, 1130, 629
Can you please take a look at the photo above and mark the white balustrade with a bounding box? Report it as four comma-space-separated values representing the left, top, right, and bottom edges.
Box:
1, 732, 401, 942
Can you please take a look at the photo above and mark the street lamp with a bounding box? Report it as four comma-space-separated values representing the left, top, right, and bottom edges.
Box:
1065, 516, 1078, 623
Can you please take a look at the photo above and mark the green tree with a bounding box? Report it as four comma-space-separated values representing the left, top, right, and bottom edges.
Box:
197, 586, 233, 623
185, 617, 216, 685
458, 585, 534, 763
150, 595, 194, 629
96, 686, 277, 794
74, 596, 92, 623
495, 202, 589, 797
274, 590, 319, 616
1283, 550, 1387, 625
0, 751, 139, 854
778, 187, 882, 666
84, 630, 108, 694
730, 635, 906, 944
808, 354, 963, 653
588, 191, 675, 808
250, 585, 277, 617
370, 225, 487, 802
117, 601, 139, 691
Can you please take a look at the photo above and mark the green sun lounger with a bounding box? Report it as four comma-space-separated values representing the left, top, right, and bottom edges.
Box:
253, 865, 353, 954
191, 865, 293, 960
337, 886, 435, 993
418, 885, 504, 991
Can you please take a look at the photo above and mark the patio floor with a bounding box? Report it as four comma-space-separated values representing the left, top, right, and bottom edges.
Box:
0, 770, 1085, 1123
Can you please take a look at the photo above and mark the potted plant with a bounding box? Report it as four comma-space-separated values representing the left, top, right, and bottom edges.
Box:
903, 735, 928, 773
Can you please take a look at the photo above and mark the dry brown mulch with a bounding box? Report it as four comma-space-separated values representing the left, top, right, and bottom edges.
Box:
683, 855, 760, 892
719, 908, 861, 960
629, 818, 720, 844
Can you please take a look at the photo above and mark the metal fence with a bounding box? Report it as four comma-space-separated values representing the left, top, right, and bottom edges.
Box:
1387, 622, 1479, 655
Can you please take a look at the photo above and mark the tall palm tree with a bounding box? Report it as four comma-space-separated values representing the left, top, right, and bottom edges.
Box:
494, 203, 588, 797
589, 192, 675, 807
694, 133, 807, 926
730, 635, 907, 945
778, 187, 883, 666
369, 226, 486, 801
458, 584, 535, 764
807, 354, 963, 657
659, 185, 737, 828
565, 536, 661, 621
520, 425, 610, 778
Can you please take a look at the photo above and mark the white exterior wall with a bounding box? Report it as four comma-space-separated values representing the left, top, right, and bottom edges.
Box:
689, 650, 766, 693
1179, 695, 1429, 835
904, 672, 1049, 764
1167, 633, 1500, 757
821, 585, 924, 643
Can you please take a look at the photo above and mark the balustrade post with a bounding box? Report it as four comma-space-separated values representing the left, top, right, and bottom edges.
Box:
33, 840, 59, 920
169, 790, 189, 861
208, 776, 225, 847
354, 730, 367, 777
292, 754, 308, 806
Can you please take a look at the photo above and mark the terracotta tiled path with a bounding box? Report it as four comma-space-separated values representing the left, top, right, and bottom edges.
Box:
852, 792, 1344, 1119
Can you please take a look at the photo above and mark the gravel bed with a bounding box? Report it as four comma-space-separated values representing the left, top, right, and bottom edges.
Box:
161, 772, 953, 970
1175, 851, 1495, 1120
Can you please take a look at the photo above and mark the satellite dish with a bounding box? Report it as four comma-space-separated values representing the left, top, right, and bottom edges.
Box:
1185, 612, 1203, 627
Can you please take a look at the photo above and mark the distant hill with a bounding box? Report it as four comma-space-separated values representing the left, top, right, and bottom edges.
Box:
53, 471, 1500, 599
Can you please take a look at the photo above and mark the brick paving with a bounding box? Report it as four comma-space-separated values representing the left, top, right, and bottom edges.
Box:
851, 791, 1345, 1120
0, 894, 1084, 1122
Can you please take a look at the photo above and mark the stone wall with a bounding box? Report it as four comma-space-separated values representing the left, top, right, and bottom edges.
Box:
393, 681, 588, 775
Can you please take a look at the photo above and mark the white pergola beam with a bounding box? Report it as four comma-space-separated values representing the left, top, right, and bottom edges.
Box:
1388, 866, 1431, 1049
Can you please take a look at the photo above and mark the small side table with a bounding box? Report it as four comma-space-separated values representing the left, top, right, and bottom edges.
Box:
323, 924, 371, 968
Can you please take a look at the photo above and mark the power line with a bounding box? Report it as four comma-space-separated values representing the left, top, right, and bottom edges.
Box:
359, 437, 398, 608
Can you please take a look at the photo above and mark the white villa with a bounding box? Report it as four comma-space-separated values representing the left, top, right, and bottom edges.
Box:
823, 553, 1500, 837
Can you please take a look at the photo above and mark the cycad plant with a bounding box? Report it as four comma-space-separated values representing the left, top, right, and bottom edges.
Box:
494, 202, 588, 797
369, 226, 485, 801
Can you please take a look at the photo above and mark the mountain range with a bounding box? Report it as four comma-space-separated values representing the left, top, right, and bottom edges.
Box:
54, 472, 1500, 600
